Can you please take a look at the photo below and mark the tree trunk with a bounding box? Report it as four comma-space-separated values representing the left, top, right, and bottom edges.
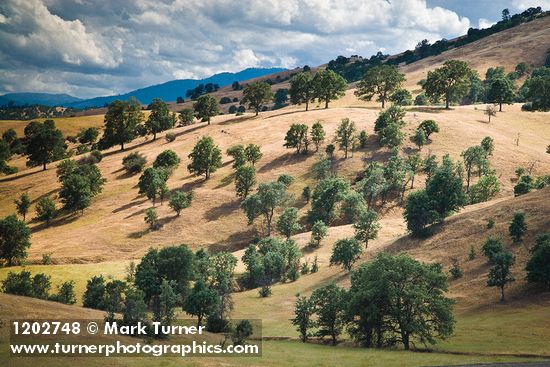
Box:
208, 118, 211, 125
381, 97, 385, 109
43, 162, 47, 171
255, 110, 259, 116
153, 132, 156, 140
410, 174, 415, 189
121, 142, 124, 151
325, 99, 329, 109
197, 314, 203, 328
305, 99, 309, 111
499, 102, 503, 112
402, 333, 410, 350
445, 98, 450, 109
500, 286, 505, 302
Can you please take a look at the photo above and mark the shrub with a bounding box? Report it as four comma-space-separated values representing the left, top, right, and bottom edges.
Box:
487, 218, 495, 229
231, 320, 253, 345
509, 212, 527, 243
481, 237, 504, 263
122, 152, 147, 174
258, 285, 272, 298
169, 191, 193, 216
49, 281, 76, 304
525, 233, 550, 289
302, 186, 311, 203
35, 197, 56, 225
468, 245, 476, 260
165, 132, 176, 142
153, 150, 180, 171
144, 208, 159, 230
449, 258, 463, 280
414, 93, 429, 105
42, 253, 53, 265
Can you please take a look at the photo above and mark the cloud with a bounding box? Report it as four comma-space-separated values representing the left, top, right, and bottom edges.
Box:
0, 0, 472, 98
512, 0, 550, 10
478, 18, 496, 29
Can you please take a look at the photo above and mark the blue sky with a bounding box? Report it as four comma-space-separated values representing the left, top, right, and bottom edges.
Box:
0, 0, 548, 98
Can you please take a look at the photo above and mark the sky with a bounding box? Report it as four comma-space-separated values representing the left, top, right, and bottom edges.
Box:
0, 0, 548, 98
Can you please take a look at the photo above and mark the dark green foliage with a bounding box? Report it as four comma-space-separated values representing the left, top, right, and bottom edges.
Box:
514, 175, 533, 196
153, 280, 180, 335
311, 156, 332, 180
134, 245, 195, 306
78, 127, 99, 145
526, 233, 550, 289
219, 96, 232, 104
520, 67, 550, 111
99, 98, 143, 150
449, 258, 463, 280
374, 105, 405, 133
187, 136, 222, 179
415, 93, 429, 105
480, 136, 495, 156
325, 144, 335, 158
183, 280, 218, 327
226, 145, 247, 169
179, 108, 195, 126
289, 72, 314, 111
358, 130, 368, 149
310, 283, 346, 345
487, 218, 495, 229
49, 281, 76, 305
404, 189, 439, 237
302, 186, 311, 203
310, 220, 328, 248
193, 95, 220, 124
228, 105, 237, 114
258, 285, 272, 298
241, 181, 292, 237
24, 119, 66, 170
308, 176, 350, 225
348, 252, 455, 350
0, 214, 31, 266
144, 208, 159, 230
487, 78, 515, 111
35, 196, 56, 225
509, 212, 527, 243
165, 132, 176, 142
231, 320, 253, 346
241, 81, 274, 115
284, 124, 309, 154
487, 251, 515, 302
244, 144, 262, 166
353, 209, 380, 248
469, 245, 477, 260
390, 88, 413, 106
313, 69, 347, 109
153, 150, 180, 172
410, 128, 427, 150
277, 174, 294, 188
169, 191, 193, 216
235, 165, 256, 199
310, 121, 326, 151
145, 98, 177, 139
274, 88, 289, 108
481, 237, 504, 263
83, 275, 106, 310
354, 65, 405, 108
14, 193, 31, 221
122, 152, 147, 174
1, 270, 33, 296
423, 60, 475, 108
276, 207, 301, 239
356, 162, 388, 208
60, 163, 105, 211
425, 154, 466, 219
330, 238, 362, 271
422, 154, 438, 178
335, 118, 356, 158
418, 119, 440, 139
341, 191, 367, 223
292, 295, 315, 342
469, 172, 500, 204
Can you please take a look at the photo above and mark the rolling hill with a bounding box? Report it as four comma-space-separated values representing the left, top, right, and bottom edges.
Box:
0, 93, 82, 107
0, 9, 550, 367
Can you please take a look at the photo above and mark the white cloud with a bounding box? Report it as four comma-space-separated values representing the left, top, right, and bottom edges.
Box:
0, 0, 473, 98
512, 1, 550, 10
478, 18, 496, 29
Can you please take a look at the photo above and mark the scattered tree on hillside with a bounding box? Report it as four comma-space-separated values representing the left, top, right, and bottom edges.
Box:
484, 105, 497, 122
509, 211, 527, 243
24, 120, 65, 170
334, 118, 356, 159
153, 150, 180, 174
193, 95, 220, 125
353, 209, 380, 248
0, 215, 31, 266
406, 152, 423, 189
348, 252, 455, 350
241, 81, 274, 116
423, 60, 475, 109
425, 154, 466, 219
276, 207, 302, 239
521, 67, 550, 111
390, 88, 413, 106
480, 136, 495, 156
184, 279, 219, 327
461, 145, 489, 191
309, 220, 328, 248
241, 181, 292, 237
226, 145, 247, 169
404, 189, 438, 237
356, 163, 388, 208
310, 283, 346, 345
244, 144, 262, 166
274, 88, 289, 108
308, 176, 350, 224
100, 98, 143, 151
330, 238, 362, 271
138, 167, 169, 205
284, 124, 309, 154
410, 129, 427, 150
354, 65, 406, 108
59, 163, 105, 212
169, 191, 193, 216
179, 108, 195, 126
525, 233, 550, 289
146, 98, 176, 140
187, 136, 222, 179
311, 121, 326, 151
289, 72, 314, 111
487, 251, 515, 302
418, 119, 440, 139
487, 78, 515, 111
35, 196, 56, 225
312, 69, 347, 109
292, 295, 315, 342
14, 193, 31, 222
122, 152, 147, 174
235, 165, 256, 199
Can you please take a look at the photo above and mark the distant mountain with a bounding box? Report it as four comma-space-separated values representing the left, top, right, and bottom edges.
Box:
65, 67, 287, 109
0, 93, 82, 107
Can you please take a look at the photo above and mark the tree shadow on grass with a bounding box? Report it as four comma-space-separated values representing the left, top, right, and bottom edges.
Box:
112, 197, 150, 214
204, 199, 240, 221
207, 228, 257, 253
30, 210, 81, 232
127, 228, 150, 239
214, 172, 235, 189
258, 152, 309, 173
